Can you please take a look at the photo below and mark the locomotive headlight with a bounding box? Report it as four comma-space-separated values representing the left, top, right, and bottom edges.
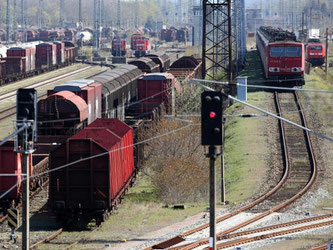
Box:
292, 67, 302, 72
269, 67, 280, 72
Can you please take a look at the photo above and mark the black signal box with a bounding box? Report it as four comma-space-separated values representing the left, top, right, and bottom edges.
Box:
16, 88, 37, 143
201, 91, 223, 145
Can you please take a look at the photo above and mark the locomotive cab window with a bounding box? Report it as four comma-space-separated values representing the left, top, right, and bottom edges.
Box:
270, 47, 301, 57
309, 46, 322, 51
285, 47, 301, 57
270, 47, 284, 57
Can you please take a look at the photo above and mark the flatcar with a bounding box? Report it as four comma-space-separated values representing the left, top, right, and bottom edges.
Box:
306, 43, 325, 66
256, 26, 305, 86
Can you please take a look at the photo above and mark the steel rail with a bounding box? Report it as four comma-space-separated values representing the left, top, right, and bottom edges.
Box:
215, 220, 333, 249
30, 228, 63, 249
149, 91, 317, 250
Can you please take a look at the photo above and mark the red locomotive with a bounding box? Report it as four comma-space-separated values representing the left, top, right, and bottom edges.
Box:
112, 37, 127, 57
130, 33, 142, 50
256, 26, 305, 86
133, 37, 150, 58
306, 43, 325, 66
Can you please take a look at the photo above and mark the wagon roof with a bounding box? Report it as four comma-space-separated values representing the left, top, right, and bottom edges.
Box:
54, 79, 95, 92
47, 91, 88, 121
89, 118, 132, 139
71, 128, 121, 151
140, 73, 174, 80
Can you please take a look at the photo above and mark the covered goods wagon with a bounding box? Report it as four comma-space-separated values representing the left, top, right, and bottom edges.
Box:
49, 118, 135, 224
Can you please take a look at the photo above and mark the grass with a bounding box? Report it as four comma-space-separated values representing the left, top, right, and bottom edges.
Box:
0, 64, 86, 95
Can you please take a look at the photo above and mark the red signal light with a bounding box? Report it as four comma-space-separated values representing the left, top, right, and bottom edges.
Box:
209, 112, 216, 118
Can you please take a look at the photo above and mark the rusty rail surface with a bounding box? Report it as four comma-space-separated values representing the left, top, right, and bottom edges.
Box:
30, 228, 63, 249
146, 91, 317, 249
0, 66, 98, 122
216, 220, 333, 249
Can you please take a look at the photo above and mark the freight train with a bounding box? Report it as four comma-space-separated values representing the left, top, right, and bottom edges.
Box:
0, 55, 202, 224
256, 26, 305, 86
0, 41, 76, 85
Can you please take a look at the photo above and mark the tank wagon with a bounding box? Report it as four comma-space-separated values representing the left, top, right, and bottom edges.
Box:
256, 26, 305, 86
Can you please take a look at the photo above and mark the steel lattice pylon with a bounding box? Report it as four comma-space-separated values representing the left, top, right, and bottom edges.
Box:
202, 0, 246, 82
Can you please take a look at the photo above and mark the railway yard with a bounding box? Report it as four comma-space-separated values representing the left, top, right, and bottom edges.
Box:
1, 1, 333, 250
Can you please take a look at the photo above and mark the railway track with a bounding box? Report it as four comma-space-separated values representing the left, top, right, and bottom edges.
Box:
0, 65, 102, 122
145, 91, 317, 249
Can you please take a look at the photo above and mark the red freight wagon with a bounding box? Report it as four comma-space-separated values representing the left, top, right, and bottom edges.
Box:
7, 47, 36, 73
49, 118, 135, 224
0, 60, 6, 84
53, 42, 65, 65
52, 79, 102, 124
38, 91, 89, 135
0, 141, 33, 211
36, 43, 57, 69
137, 73, 181, 115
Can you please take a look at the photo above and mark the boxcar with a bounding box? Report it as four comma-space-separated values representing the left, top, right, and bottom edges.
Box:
49, 118, 135, 224
136, 73, 181, 116
36, 43, 57, 69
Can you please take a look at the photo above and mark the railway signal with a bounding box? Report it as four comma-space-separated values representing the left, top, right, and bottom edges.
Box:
16, 88, 37, 146
201, 91, 223, 146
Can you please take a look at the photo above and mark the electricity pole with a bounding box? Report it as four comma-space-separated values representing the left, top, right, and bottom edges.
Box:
326, 28, 328, 74
6, 0, 11, 42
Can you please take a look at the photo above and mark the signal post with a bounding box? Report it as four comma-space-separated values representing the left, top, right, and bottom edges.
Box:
201, 91, 223, 250
15, 89, 37, 250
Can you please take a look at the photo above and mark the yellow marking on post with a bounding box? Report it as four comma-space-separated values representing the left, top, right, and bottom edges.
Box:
8, 209, 17, 219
